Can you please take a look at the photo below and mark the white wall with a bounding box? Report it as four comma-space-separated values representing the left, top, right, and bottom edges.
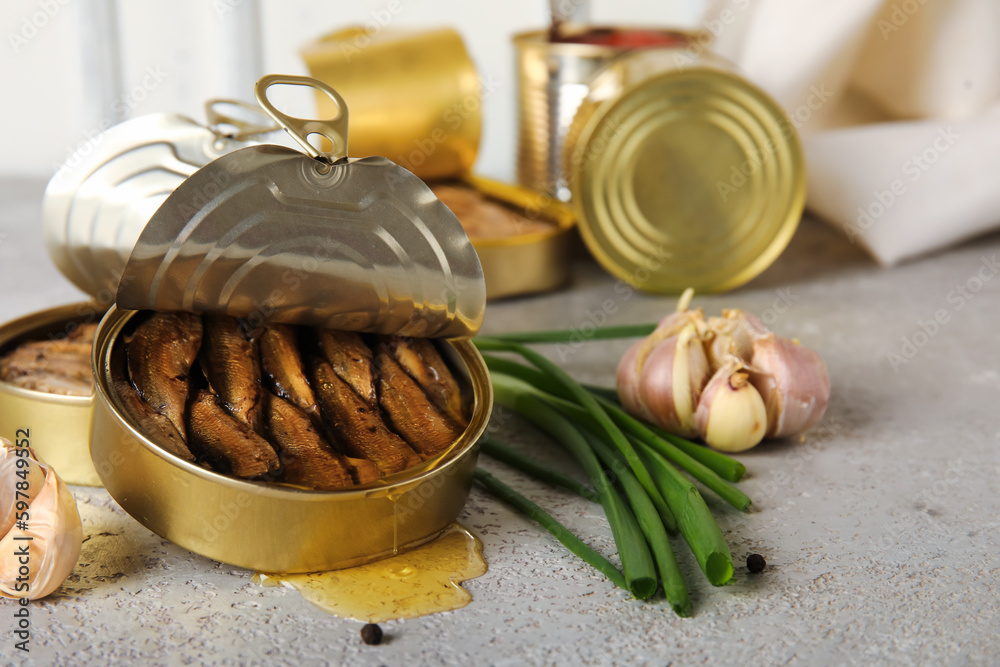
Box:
1, 0, 706, 181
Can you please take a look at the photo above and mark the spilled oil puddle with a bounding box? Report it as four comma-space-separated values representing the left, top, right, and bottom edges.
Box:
254, 523, 486, 622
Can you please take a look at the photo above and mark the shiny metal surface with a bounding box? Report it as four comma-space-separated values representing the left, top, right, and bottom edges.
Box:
568, 48, 806, 293
253, 74, 350, 162
91, 306, 492, 573
42, 111, 276, 300
302, 27, 481, 181
118, 75, 486, 339
0, 302, 106, 486
514, 30, 620, 201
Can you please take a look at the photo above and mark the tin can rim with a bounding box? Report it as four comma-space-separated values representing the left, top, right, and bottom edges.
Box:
570, 64, 806, 293
0, 301, 104, 406
512, 27, 708, 54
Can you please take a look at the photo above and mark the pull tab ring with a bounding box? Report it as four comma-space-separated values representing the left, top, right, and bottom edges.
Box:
253, 74, 349, 163
204, 98, 280, 141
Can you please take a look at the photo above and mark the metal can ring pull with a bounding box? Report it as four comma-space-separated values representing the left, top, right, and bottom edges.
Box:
204, 98, 280, 141
254, 74, 349, 164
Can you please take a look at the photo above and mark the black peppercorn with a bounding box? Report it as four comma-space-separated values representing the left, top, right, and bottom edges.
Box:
746, 553, 766, 573
361, 623, 383, 645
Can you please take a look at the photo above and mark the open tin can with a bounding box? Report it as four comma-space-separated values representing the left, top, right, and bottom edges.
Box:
0, 302, 107, 486
87, 75, 493, 572
304, 27, 575, 300
90, 308, 490, 572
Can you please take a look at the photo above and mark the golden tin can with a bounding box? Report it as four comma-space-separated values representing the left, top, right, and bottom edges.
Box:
90, 306, 492, 573
515, 28, 805, 294
0, 302, 106, 486
303, 27, 481, 181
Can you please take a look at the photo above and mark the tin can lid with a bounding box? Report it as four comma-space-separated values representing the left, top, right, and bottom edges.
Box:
117, 76, 486, 340
569, 54, 805, 293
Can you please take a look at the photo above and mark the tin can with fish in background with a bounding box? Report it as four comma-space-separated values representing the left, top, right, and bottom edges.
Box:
303, 27, 576, 300
0, 302, 107, 486
514, 27, 806, 294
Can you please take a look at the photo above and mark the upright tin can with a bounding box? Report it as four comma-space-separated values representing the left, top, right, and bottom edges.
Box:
514, 28, 692, 201
515, 29, 806, 294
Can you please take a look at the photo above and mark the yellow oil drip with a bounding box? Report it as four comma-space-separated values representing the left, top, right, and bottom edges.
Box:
254, 523, 486, 623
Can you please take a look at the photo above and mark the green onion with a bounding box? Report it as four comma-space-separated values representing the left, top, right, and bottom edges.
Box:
590, 397, 752, 512
480, 436, 598, 502
481, 354, 564, 395
482, 354, 747, 490
581, 384, 621, 403
639, 446, 734, 586
645, 426, 747, 483
484, 357, 749, 511
582, 430, 691, 616
482, 324, 656, 343
582, 386, 747, 483
472, 469, 627, 590
492, 386, 658, 599
475, 339, 673, 532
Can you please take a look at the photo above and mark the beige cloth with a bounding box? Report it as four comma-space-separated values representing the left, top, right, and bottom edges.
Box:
704, 0, 1000, 265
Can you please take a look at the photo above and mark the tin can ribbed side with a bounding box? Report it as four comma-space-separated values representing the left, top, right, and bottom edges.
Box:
514, 31, 623, 201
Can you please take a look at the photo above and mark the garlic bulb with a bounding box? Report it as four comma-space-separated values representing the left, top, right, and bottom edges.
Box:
616, 291, 830, 452
694, 360, 768, 452
0, 438, 82, 600
749, 334, 831, 438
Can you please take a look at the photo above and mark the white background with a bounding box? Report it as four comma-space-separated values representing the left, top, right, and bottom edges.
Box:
1, 0, 708, 182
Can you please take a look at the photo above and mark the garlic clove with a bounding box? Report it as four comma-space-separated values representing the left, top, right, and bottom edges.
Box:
616, 338, 654, 423
0, 445, 45, 536
0, 439, 83, 600
695, 361, 768, 452
633, 324, 710, 438
749, 334, 831, 438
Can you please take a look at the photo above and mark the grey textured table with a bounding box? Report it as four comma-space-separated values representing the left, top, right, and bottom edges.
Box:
2, 178, 998, 666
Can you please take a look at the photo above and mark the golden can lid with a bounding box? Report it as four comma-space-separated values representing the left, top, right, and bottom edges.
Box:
569, 52, 805, 293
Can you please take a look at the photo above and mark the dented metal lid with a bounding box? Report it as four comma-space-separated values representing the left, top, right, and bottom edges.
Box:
116, 75, 486, 339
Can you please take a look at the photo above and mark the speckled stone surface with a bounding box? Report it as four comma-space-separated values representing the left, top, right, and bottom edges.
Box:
1, 178, 998, 666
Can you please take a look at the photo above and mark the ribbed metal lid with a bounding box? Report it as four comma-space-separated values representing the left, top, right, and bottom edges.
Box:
569, 55, 805, 293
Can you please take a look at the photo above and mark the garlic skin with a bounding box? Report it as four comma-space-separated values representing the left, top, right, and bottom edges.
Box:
694, 361, 768, 452
704, 309, 770, 372
635, 325, 710, 438
749, 334, 831, 438
0, 438, 82, 600
616, 289, 707, 429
